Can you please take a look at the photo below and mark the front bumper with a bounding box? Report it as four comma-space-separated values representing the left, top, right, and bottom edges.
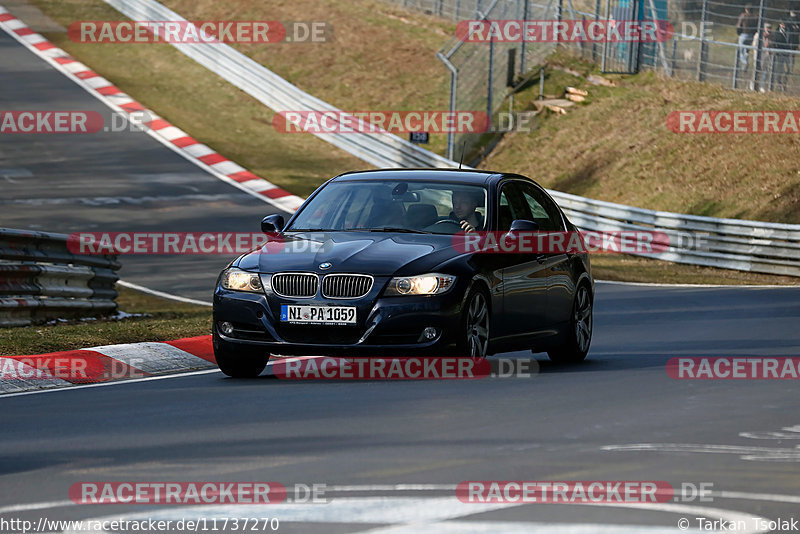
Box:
212, 276, 464, 356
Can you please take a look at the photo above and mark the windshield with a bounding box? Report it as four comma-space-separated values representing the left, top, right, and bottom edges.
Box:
287, 180, 488, 234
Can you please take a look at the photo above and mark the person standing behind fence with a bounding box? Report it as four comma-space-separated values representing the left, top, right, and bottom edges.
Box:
787, 11, 800, 71
757, 23, 773, 92
737, 5, 758, 70
772, 21, 792, 91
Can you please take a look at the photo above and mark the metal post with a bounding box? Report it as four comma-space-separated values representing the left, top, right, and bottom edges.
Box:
732, 47, 740, 89
557, 0, 563, 43
592, 0, 600, 62
539, 66, 545, 100
697, 0, 708, 81
487, 37, 495, 126
601, 0, 610, 72
768, 53, 776, 91
751, 0, 765, 91
647, 0, 671, 76
520, 0, 529, 73
437, 52, 458, 161
671, 39, 677, 74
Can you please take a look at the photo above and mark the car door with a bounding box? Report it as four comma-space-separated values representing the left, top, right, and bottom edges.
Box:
496, 181, 551, 344
518, 183, 574, 328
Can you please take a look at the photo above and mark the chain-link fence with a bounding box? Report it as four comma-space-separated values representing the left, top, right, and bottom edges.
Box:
644, 1, 800, 94
380, 0, 800, 159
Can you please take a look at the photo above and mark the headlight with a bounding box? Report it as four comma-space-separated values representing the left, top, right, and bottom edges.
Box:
220, 268, 264, 293
384, 273, 456, 296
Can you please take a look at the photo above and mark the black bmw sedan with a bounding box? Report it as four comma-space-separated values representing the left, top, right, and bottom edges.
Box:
212, 169, 593, 377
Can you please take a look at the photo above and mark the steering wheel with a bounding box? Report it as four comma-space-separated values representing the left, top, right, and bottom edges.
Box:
425, 219, 465, 233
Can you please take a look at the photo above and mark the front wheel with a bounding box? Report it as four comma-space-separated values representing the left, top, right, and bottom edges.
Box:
458, 286, 490, 359
547, 283, 592, 364
214, 336, 269, 378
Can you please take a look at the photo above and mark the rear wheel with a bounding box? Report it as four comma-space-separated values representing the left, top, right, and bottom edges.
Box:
547, 283, 592, 364
458, 286, 490, 359
214, 335, 269, 378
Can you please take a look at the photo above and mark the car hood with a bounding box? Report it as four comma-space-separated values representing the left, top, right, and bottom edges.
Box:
235, 231, 461, 276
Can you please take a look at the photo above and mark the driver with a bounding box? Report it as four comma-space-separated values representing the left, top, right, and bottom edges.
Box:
450, 190, 484, 233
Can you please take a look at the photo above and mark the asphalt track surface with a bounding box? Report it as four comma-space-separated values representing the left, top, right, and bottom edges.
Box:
3, 14, 800, 534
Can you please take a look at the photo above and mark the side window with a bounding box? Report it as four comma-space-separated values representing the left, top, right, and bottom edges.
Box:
497, 183, 529, 231
520, 184, 564, 231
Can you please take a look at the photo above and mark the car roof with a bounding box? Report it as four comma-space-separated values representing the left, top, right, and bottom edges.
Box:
331, 168, 504, 185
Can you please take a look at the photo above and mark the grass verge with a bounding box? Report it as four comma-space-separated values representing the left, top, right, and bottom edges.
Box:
592, 254, 800, 286
482, 49, 800, 223
0, 287, 211, 356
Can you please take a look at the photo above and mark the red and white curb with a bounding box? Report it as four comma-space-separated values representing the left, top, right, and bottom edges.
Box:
0, 336, 332, 395
0, 5, 304, 213
0, 335, 217, 394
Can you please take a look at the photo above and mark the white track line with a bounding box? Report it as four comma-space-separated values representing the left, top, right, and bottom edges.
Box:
0, 369, 220, 399
59, 496, 771, 534
595, 279, 799, 289
116, 280, 212, 306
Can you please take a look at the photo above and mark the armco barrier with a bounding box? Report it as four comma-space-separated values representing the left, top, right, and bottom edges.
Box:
0, 228, 120, 327
551, 190, 800, 277
95, 0, 800, 277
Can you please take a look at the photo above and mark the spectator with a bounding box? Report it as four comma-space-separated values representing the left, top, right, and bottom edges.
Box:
787, 11, 800, 70
772, 21, 793, 91
757, 23, 773, 91
737, 5, 758, 69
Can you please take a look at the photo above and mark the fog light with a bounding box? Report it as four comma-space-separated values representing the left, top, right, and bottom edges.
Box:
422, 327, 438, 340
219, 321, 234, 336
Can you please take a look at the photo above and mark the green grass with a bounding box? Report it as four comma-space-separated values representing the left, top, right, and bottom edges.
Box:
482, 49, 800, 224
592, 254, 800, 286
0, 287, 211, 357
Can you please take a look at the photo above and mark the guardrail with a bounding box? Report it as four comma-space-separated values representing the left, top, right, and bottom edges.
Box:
0, 228, 120, 327
102, 0, 800, 278
551, 191, 800, 277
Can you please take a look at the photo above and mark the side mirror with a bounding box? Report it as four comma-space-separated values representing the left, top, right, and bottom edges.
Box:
509, 219, 539, 232
261, 214, 285, 234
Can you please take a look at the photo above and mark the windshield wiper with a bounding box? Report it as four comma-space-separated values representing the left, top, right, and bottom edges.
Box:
288, 228, 431, 234
366, 227, 432, 234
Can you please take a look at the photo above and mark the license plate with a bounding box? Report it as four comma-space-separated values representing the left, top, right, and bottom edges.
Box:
280, 305, 357, 325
